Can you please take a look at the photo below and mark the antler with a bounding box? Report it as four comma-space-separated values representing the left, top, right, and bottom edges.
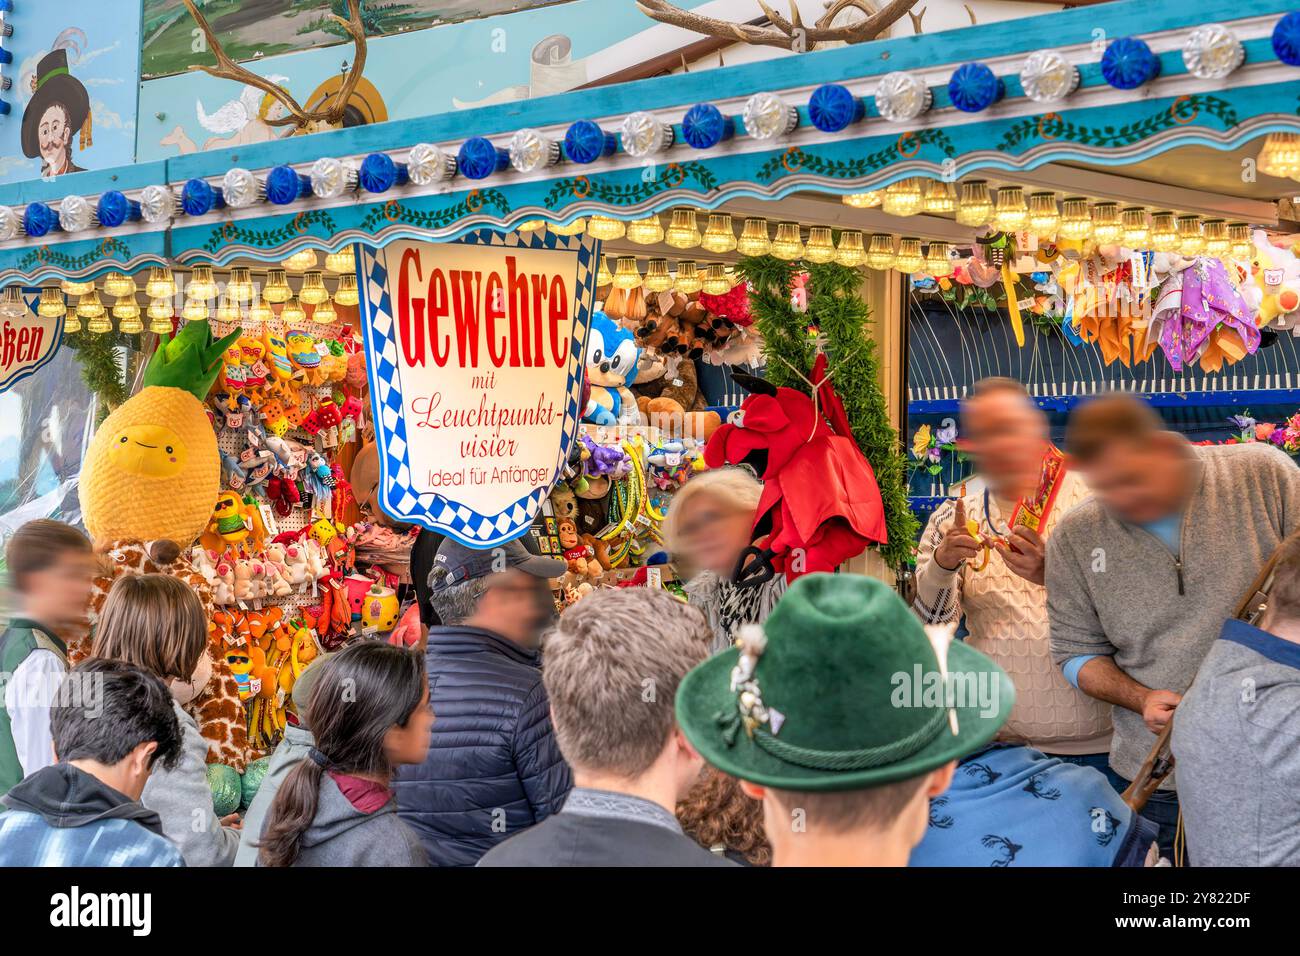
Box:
183, 0, 368, 129
637, 0, 917, 50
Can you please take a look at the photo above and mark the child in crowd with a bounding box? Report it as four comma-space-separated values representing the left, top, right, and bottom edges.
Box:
0, 519, 95, 797
91, 573, 240, 867
1173, 530, 1300, 866
0, 659, 184, 867
257, 642, 432, 867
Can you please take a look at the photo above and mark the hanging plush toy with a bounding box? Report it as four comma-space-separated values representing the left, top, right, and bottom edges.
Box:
582, 312, 641, 426
703, 361, 887, 585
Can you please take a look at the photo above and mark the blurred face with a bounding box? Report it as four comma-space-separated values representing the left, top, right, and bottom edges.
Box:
1076, 436, 1190, 524
384, 685, 434, 767
477, 569, 557, 648
675, 492, 755, 576
961, 390, 1049, 497
23, 551, 95, 628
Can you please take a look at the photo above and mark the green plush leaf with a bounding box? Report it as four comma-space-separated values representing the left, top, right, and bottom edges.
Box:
144, 320, 241, 400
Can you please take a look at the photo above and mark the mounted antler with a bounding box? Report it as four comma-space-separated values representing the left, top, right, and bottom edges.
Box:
636, 0, 918, 50
183, 0, 367, 131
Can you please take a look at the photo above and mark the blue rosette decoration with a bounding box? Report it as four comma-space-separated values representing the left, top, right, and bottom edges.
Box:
681, 103, 733, 150
563, 120, 616, 164
1101, 37, 1161, 89
808, 83, 863, 133
948, 63, 1004, 113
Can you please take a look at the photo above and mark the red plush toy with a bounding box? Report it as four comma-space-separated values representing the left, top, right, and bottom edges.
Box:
703, 357, 886, 584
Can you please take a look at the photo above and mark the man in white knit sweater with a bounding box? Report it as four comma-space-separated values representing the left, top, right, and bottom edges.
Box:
912, 379, 1113, 768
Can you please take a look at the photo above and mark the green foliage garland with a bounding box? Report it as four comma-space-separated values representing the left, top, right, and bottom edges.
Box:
739, 255, 918, 571
64, 331, 138, 424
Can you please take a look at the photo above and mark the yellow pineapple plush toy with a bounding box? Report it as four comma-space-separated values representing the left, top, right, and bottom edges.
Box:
76, 320, 257, 769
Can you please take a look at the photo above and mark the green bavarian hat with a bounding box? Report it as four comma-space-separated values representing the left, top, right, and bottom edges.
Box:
676, 573, 1013, 792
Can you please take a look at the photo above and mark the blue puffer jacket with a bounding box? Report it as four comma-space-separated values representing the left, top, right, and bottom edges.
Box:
394, 625, 572, 866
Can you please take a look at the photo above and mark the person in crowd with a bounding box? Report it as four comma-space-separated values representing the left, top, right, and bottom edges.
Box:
0, 659, 184, 867
394, 537, 571, 866
0, 519, 95, 797
677, 766, 771, 866
90, 573, 240, 867
913, 379, 1113, 772
910, 744, 1157, 867
1173, 530, 1300, 866
664, 467, 786, 652
677, 573, 1013, 866
257, 642, 432, 867
233, 654, 331, 866
479, 588, 731, 867
1048, 394, 1300, 856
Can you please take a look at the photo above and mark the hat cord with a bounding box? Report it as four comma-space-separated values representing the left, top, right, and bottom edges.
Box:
738, 704, 949, 771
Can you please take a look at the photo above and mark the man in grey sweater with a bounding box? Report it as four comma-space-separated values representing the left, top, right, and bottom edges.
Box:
1172, 530, 1300, 866
1047, 396, 1300, 855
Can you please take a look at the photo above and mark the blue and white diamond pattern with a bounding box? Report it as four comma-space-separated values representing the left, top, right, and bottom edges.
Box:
356, 229, 600, 548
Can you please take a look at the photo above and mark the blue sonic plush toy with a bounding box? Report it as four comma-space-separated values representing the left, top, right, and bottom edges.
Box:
583, 312, 641, 426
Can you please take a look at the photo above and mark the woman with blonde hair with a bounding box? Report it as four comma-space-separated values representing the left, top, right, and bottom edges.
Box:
91, 573, 239, 866
663, 467, 785, 651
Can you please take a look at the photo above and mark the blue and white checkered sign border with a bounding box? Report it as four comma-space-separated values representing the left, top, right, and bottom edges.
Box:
357, 229, 599, 548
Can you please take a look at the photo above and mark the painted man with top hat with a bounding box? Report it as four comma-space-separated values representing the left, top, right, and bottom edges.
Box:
22, 49, 91, 178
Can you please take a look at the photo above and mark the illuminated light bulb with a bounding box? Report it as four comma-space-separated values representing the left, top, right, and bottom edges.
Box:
701, 263, 731, 295
1257, 133, 1300, 179
1176, 215, 1205, 255
924, 243, 954, 277
102, 272, 135, 298
282, 248, 319, 272
406, 143, 458, 185
280, 296, 307, 326
664, 209, 702, 249
1018, 51, 1079, 104
595, 255, 614, 287
59, 195, 94, 233
139, 185, 177, 224
1203, 219, 1229, 256
835, 230, 866, 267
334, 273, 360, 308
325, 248, 355, 273
736, 218, 771, 256
674, 261, 702, 294
1121, 207, 1150, 247
309, 157, 358, 199
186, 265, 218, 301
612, 256, 642, 290
1058, 197, 1093, 240
956, 180, 993, 227
508, 128, 561, 173
1182, 23, 1244, 80
144, 267, 176, 299
1028, 192, 1060, 237
700, 213, 737, 253
147, 298, 174, 334
247, 296, 275, 323
770, 222, 804, 260
923, 180, 955, 214
548, 218, 587, 236
222, 168, 262, 208
76, 291, 105, 319
311, 297, 338, 325
181, 299, 209, 321
115, 298, 144, 334
0, 286, 25, 318
865, 234, 896, 271
643, 258, 673, 293
264, 269, 293, 303
64, 312, 84, 333
882, 178, 924, 217
620, 111, 674, 157
894, 238, 924, 274
86, 312, 113, 335
1090, 202, 1122, 244
61, 278, 94, 296
741, 92, 798, 140
215, 296, 243, 324
1149, 212, 1179, 252
804, 226, 836, 264
626, 215, 664, 245
873, 71, 932, 123
842, 191, 883, 209
227, 267, 254, 303
298, 271, 329, 306
1227, 222, 1252, 259
38, 288, 66, 319
515, 220, 546, 234
585, 216, 625, 240
993, 186, 1028, 232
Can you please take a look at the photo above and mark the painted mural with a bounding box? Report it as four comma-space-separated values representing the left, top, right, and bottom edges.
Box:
141, 0, 576, 78
0, 3, 141, 185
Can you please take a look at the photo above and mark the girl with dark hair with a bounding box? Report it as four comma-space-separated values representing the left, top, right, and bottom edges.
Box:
257, 642, 433, 867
